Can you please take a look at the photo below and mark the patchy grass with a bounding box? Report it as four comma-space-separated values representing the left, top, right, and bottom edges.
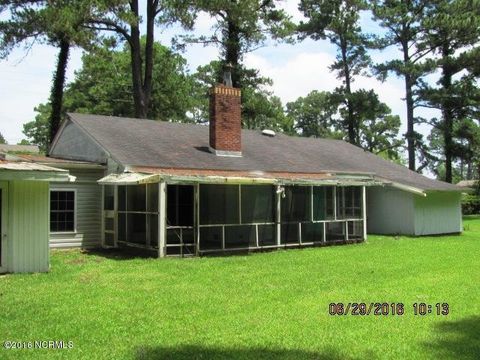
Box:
1, 217, 479, 359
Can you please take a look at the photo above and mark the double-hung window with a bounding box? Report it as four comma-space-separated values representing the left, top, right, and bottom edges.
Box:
50, 190, 75, 232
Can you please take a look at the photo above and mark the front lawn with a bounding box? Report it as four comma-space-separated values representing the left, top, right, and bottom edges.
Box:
1, 217, 479, 359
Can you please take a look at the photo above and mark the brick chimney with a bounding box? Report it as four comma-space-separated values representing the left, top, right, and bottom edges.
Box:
209, 71, 242, 157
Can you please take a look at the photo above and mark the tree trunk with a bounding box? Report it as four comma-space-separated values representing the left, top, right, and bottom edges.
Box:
224, 14, 241, 88
49, 38, 70, 145
441, 44, 454, 183
404, 73, 416, 171
340, 38, 355, 145
129, 0, 147, 118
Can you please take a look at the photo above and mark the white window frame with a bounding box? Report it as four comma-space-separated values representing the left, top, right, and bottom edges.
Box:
49, 188, 77, 234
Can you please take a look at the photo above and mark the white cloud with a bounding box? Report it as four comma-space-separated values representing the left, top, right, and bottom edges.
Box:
0, 45, 82, 144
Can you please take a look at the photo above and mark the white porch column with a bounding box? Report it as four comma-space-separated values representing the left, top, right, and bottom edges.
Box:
158, 181, 167, 258
362, 186, 367, 241
276, 185, 281, 246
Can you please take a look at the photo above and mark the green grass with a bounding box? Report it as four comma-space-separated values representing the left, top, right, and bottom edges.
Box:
1, 217, 480, 360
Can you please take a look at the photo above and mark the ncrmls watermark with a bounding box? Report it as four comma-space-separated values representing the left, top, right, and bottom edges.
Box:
3, 340, 74, 350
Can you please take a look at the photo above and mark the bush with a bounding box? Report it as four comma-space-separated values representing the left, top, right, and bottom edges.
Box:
462, 194, 480, 215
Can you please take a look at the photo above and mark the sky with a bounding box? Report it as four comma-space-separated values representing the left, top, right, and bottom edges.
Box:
0, 1, 437, 145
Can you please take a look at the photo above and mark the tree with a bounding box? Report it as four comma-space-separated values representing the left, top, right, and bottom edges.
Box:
84, 0, 195, 118
298, 0, 371, 145
286, 90, 341, 138
371, 0, 432, 171
63, 39, 198, 121
418, 0, 480, 183
183, 0, 294, 87
23, 39, 201, 150
23, 103, 50, 153
0, 132, 6, 144
1, 1, 97, 144
351, 89, 403, 159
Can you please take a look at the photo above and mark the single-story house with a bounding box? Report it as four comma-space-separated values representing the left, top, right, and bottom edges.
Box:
0, 81, 463, 272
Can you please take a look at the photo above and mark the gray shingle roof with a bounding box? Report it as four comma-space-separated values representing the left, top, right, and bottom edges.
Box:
67, 113, 461, 192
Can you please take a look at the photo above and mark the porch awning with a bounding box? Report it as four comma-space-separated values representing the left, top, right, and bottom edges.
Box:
0, 161, 73, 182
98, 172, 161, 185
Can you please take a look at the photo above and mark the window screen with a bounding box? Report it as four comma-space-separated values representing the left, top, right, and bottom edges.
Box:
200, 185, 239, 225
199, 226, 223, 250
241, 185, 275, 223
326, 222, 345, 242
127, 185, 146, 212
258, 225, 276, 246
50, 191, 75, 232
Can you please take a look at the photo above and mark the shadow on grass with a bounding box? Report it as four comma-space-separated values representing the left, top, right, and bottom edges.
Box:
134, 345, 358, 360
83, 247, 158, 260
425, 316, 480, 359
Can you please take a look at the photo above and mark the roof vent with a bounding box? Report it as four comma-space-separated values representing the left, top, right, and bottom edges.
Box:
262, 129, 276, 137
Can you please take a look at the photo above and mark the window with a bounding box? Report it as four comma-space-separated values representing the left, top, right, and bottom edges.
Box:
50, 190, 75, 232
336, 187, 362, 219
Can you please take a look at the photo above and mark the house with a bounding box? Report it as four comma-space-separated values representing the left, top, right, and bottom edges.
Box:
0, 81, 463, 272
0, 157, 70, 273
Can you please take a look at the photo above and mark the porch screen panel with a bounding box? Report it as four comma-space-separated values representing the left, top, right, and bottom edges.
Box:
127, 213, 147, 244
127, 185, 146, 212
167, 185, 194, 226
258, 225, 276, 246
200, 184, 239, 225
302, 222, 324, 243
200, 226, 223, 250
281, 186, 311, 222
325, 186, 335, 219
225, 225, 256, 249
313, 187, 326, 221
117, 184, 160, 248
104, 186, 114, 210
241, 185, 274, 223
326, 222, 345, 241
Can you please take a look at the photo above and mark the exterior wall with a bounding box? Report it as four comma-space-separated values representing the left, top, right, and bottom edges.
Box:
414, 191, 462, 235
367, 186, 415, 235
50, 120, 108, 163
49, 169, 104, 248
8, 180, 49, 273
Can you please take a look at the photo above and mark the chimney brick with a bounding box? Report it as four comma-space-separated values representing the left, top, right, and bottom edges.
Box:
209, 84, 242, 156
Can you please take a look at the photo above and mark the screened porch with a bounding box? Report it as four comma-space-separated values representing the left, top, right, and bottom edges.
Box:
101, 181, 366, 257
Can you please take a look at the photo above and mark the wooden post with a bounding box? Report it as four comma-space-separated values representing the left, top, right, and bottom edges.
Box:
276, 185, 281, 246
362, 186, 367, 241
195, 183, 200, 256
158, 181, 166, 258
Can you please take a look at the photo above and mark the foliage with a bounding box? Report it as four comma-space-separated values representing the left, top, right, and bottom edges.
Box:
0, 131, 6, 144
298, 0, 372, 145
462, 194, 480, 215
286, 90, 342, 138
181, 0, 294, 87
83, 0, 196, 118
0, 0, 99, 144
22, 103, 50, 153
1, 217, 480, 359
371, 0, 432, 171
63, 39, 197, 121
417, 0, 480, 182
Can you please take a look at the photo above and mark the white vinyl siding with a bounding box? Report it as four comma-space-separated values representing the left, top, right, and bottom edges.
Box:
49, 169, 103, 248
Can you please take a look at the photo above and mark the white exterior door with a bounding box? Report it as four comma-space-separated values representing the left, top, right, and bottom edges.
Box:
0, 181, 8, 273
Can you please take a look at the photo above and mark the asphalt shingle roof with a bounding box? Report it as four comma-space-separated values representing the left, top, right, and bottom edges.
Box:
67, 113, 460, 192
